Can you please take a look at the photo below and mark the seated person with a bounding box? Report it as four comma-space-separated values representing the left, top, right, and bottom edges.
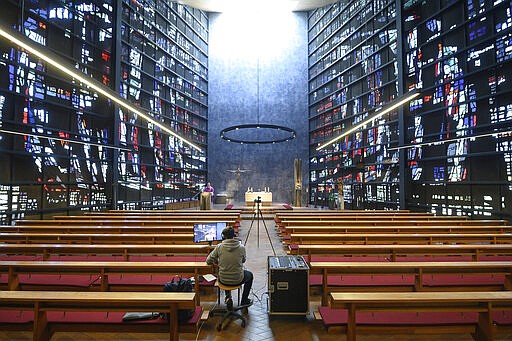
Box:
206, 226, 253, 306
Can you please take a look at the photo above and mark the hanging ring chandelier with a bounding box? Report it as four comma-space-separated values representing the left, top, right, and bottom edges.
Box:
220, 124, 296, 144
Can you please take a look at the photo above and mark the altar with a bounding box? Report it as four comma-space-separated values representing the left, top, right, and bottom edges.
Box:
245, 191, 272, 206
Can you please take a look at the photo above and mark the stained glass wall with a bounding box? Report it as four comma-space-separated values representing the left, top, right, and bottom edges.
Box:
403, 0, 512, 218
118, 0, 208, 210
308, 0, 400, 209
309, 0, 512, 218
0, 0, 208, 223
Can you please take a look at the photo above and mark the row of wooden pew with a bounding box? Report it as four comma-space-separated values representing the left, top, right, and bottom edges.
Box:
275, 209, 512, 340
0, 209, 242, 340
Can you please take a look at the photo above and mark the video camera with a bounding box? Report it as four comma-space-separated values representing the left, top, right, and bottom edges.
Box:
254, 196, 262, 204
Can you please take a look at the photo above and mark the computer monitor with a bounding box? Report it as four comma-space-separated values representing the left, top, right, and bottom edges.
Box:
193, 222, 227, 243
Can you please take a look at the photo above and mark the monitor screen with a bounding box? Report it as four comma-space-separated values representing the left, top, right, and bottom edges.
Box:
193, 222, 227, 243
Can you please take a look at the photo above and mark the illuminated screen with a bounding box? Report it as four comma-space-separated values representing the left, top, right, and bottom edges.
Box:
193, 222, 227, 243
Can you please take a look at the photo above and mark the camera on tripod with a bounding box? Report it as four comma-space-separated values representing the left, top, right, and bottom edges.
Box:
254, 196, 262, 204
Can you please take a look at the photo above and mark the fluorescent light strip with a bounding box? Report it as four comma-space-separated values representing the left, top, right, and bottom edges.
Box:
0, 128, 132, 152
0, 26, 202, 151
316, 92, 420, 151
388, 130, 512, 151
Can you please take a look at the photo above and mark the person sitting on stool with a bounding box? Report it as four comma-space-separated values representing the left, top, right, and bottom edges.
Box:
206, 226, 253, 306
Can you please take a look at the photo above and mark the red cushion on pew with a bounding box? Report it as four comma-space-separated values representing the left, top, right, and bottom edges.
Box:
199, 279, 216, 286
47, 306, 202, 325
310, 275, 414, 287
342, 275, 415, 286
357, 311, 478, 325
0, 274, 8, 285
318, 306, 347, 326
423, 274, 505, 286
0, 256, 42, 261
107, 274, 173, 286
0, 310, 34, 323
318, 307, 478, 326
17, 274, 100, 287
289, 244, 298, 250
480, 256, 512, 261
309, 275, 347, 286
493, 310, 512, 325
308, 256, 388, 262
310, 275, 322, 286
395, 256, 473, 262
283, 204, 293, 210
50, 311, 169, 324
185, 306, 202, 324
224, 204, 233, 210
129, 255, 206, 262
47, 255, 124, 261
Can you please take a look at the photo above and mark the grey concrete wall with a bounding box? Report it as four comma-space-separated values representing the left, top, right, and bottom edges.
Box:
207, 11, 309, 205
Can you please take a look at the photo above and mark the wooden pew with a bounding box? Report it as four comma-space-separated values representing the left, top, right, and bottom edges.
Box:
293, 244, 512, 262
277, 216, 470, 228
0, 260, 210, 304
310, 261, 512, 305
289, 232, 512, 245
98, 210, 242, 215
275, 211, 431, 224
54, 214, 241, 221
0, 290, 196, 341
282, 225, 512, 234
328, 291, 512, 341
0, 232, 196, 244
107, 209, 242, 214
15, 218, 238, 227
1, 225, 195, 234
279, 219, 507, 227
276, 209, 412, 213
109, 209, 241, 213
275, 212, 461, 219
0, 243, 211, 260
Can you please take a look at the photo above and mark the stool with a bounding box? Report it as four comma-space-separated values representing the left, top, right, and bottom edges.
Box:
209, 280, 246, 330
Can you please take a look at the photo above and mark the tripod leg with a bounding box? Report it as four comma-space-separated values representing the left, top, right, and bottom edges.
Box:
258, 209, 276, 256
244, 211, 257, 246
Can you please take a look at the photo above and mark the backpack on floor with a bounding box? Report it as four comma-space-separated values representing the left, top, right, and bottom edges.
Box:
162, 276, 195, 323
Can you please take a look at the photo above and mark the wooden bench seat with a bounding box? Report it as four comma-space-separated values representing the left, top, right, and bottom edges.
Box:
90, 210, 241, 214
288, 232, 512, 245
310, 261, 512, 305
0, 232, 199, 244
327, 291, 512, 341
15, 219, 239, 227
109, 209, 241, 213
277, 215, 464, 224
1, 225, 196, 233
54, 214, 241, 221
279, 219, 507, 227
0, 260, 211, 302
282, 225, 512, 234
275, 209, 412, 218
293, 244, 512, 262
0, 243, 211, 260
0, 290, 197, 341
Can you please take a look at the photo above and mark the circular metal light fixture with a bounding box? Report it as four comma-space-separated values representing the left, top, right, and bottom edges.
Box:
220, 124, 296, 144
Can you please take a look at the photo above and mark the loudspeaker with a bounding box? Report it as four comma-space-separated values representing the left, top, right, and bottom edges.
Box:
267, 256, 309, 315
